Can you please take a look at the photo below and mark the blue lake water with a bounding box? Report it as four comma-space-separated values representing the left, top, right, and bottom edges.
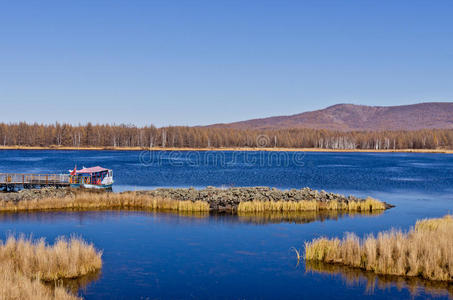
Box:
0, 150, 453, 299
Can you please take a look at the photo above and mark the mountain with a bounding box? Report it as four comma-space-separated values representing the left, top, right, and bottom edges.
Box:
208, 102, 453, 131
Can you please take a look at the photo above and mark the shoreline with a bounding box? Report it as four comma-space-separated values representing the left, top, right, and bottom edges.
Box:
0, 146, 452, 154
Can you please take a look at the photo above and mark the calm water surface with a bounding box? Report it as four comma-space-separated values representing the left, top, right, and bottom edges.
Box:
0, 150, 452, 299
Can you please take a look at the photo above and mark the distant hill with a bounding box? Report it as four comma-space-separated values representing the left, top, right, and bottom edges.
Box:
208, 102, 453, 131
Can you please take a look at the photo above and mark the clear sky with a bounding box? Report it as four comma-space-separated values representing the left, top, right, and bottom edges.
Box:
1, 0, 452, 127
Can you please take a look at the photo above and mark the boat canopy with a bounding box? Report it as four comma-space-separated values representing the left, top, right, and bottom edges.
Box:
75, 166, 109, 174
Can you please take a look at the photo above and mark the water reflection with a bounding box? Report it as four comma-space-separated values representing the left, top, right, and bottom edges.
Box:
0, 209, 209, 224
44, 271, 101, 296
0, 209, 384, 227
236, 210, 384, 224
306, 261, 453, 298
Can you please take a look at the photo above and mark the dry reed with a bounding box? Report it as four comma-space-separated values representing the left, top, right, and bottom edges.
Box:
0, 191, 210, 213
0, 261, 79, 300
415, 214, 453, 232
0, 235, 102, 281
0, 235, 102, 300
237, 197, 385, 213
304, 215, 453, 282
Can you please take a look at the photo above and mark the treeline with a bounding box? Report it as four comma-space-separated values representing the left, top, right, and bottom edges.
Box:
1, 122, 453, 150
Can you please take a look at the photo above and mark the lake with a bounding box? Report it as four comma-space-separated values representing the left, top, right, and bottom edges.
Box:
0, 150, 452, 299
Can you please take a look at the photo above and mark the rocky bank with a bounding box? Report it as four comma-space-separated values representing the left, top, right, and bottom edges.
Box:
136, 187, 393, 211
0, 187, 392, 212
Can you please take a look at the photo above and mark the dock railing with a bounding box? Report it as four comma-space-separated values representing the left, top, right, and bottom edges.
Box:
0, 173, 70, 186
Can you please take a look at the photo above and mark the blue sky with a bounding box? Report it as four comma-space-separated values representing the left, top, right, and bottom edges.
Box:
1, 0, 452, 127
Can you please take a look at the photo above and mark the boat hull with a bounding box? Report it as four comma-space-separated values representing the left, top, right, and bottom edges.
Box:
70, 183, 113, 189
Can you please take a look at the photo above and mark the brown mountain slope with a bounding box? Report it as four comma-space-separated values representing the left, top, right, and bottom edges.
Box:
208, 102, 453, 131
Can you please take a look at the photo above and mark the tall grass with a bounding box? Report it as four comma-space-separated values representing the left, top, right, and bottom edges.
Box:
304, 215, 453, 282
0, 235, 102, 299
415, 214, 453, 232
0, 191, 210, 213
0, 235, 102, 281
237, 197, 385, 213
0, 261, 79, 300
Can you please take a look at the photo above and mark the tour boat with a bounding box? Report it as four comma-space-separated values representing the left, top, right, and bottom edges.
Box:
69, 166, 113, 189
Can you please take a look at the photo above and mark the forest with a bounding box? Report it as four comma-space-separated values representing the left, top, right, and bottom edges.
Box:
1, 122, 453, 150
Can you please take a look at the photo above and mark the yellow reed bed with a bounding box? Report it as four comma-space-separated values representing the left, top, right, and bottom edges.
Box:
237, 197, 385, 213
304, 215, 453, 282
0, 235, 102, 300
0, 261, 80, 300
0, 235, 102, 281
415, 214, 453, 232
0, 192, 210, 213
237, 200, 318, 212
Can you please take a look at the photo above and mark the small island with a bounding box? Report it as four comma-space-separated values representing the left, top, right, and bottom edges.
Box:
0, 186, 391, 214
304, 215, 453, 282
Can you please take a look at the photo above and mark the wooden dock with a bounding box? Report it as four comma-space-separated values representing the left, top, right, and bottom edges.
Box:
0, 173, 69, 191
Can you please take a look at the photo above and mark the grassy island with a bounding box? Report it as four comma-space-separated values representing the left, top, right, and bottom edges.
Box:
305, 215, 453, 282
0, 187, 390, 214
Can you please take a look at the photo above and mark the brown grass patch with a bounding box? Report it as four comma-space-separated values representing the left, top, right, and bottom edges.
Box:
304, 215, 453, 282
0, 191, 210, 213
0, 235, 102, 281
237, 197, 385, 213
0, 235, 102, 299
0, 261, 80, 300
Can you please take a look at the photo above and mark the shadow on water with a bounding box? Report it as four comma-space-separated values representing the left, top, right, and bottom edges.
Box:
44, 270, 102, 295
235, 210, 384, 224
306, 261, 453, 298
0, 209, 210, 223
0, 209, 383, 225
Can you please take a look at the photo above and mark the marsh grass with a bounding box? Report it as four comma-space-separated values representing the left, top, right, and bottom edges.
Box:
0, 261, 80, 300
237, 197, 385, 213
0, 191, 210, 213
291, 247, 301, 263
304, 215, 453, 282
0, 235, 102, 281
0, 235, 102, 299
415, 214, 453, 232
